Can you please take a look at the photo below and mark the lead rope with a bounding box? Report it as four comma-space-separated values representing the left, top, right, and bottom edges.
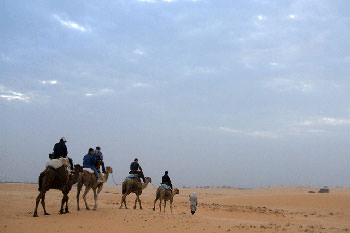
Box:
111, 169, 120, 185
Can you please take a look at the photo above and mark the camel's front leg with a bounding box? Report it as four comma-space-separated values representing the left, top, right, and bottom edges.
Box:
97, 184, 103, 194
93, 188, 98, 210
138, 195, 143, 209
83, 186, 91, 210
76, 183, 82, 211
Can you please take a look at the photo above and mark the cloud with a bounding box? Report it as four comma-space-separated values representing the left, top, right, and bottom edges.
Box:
84, 88, 114, 97
132, 82, 152, 88
137, 0, 175, 2
218, 127, 279, 139
41, 80, 58, 85
0, 85, 30, 102
289, 14, 296, 19
256, 15, 264, 21
263, 78, 313, 93
299, 117, 350, 127
133, 49, 145, 56
53, 15, 87, 32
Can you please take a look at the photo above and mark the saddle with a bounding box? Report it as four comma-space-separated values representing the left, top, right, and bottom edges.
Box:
126, 174, 139, 180
160, 183, 172, 190
47, 158, 70, 170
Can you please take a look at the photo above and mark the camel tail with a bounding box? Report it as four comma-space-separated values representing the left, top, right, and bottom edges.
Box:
122, 182, 126, 194
38, 172, 44, 191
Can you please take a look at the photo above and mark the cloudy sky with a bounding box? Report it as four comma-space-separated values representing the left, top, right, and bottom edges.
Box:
1, 0, 349, 187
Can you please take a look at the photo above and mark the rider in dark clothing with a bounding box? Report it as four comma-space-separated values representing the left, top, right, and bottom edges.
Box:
53, 137, 73, 169
53, 138, 68, 158
95, 146, 106, 173
129, 158, 145, 182
162, 171, 172, 189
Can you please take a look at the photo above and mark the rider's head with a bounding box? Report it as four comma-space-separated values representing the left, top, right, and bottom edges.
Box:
96, 146, 101, 151
89, 148, 94, 154
165, 171, 168, 175
60, 137, 67, 143
134, 158, 138, 162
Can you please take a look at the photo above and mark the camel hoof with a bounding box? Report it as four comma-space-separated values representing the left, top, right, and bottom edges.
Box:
133, 206, 136, 209
77, 208, 80, 211
44, 212, 50, 215
140, 207, 143, 210
33, 213, 38, 217
59, 210, 64, 215
153, 208, 155, 211
65, 210, 69, 213
93, 208, 97, 211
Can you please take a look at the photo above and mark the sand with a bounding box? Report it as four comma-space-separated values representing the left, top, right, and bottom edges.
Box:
0, 183, 349, 233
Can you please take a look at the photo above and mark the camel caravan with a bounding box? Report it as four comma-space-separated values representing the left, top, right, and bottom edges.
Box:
33, 137, 182, 217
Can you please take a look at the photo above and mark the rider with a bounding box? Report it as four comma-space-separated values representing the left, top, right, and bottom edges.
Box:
83, 148, 102, 182
95, 146, 106, 174
53, 137, 73, 169
129, 158, 145, 183
161, 171, 172, 189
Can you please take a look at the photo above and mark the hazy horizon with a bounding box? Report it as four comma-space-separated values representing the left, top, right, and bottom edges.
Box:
1, 0, 349, 188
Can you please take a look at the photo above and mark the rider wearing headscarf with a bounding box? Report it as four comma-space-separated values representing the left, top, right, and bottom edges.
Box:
189, 192, 197, 215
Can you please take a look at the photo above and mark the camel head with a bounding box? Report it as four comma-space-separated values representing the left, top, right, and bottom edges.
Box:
145, 177, 152, 184
74, 164, 83, 173
173, 188, 179, 195
106, 166, 113, 173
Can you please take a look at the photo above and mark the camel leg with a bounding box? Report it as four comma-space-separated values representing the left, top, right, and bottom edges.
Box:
93, 188, 98, 210
170, 199, 173, 214
97, 185, 103, 194
138, 194, 143, 209
33, 192, 44, 217
164, 200, 167, 213
120, 194, 128, 209
65, 195, 69, 213
60, 193, 67, 214
83, 186, 91, 210
159, 197, 162, 212
76, 183, 82, 211
41, 193, 50, 215
133, 194, 138, 209
153, 196, 159, 211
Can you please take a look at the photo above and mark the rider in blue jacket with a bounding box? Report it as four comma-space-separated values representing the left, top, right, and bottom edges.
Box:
83, 148, 101, 181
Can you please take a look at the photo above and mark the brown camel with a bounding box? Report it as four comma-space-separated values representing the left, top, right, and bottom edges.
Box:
119, 177, 152, 209
153, 187, 179, 213
76, 166, 113, 211
33, 164, 83, 217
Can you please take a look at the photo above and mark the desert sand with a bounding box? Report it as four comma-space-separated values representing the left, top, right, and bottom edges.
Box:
0, 183, 349, 233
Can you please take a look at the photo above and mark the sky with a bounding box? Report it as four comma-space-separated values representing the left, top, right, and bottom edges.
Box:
0, 0, 349, 188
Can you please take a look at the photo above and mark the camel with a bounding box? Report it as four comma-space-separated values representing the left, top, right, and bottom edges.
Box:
119, 177, 152, 209
33, 164, 83, 217
153, 187, 179, 213
76, 166, 113, 211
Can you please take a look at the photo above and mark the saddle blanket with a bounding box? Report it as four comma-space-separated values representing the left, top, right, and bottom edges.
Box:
47, 158, 70, 170
160, 184, 171, 190
83, 168, 95, 173
126, 174, 138, 179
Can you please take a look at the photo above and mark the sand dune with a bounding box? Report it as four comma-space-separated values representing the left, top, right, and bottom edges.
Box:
0, 183, 349, 232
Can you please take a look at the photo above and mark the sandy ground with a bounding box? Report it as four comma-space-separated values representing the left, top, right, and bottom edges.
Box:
0, 183, 350, 233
